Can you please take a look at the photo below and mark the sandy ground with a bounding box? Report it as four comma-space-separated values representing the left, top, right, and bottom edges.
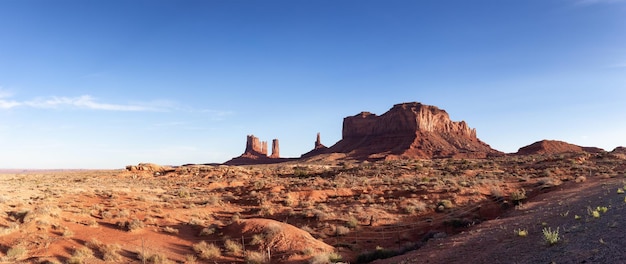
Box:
0, 153, 624, 263
374, 176, 626, 264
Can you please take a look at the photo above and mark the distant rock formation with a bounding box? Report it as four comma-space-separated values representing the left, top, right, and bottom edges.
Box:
610, 146, 626, 159
125, 163, 175, 175
270, 139, 280, 158
225, 135, 292, 165
301, 132, 329, 158
324, 102, 501, 160
245, 135, 268, 156
611, 146, 626, 154
517, 140, 605, 155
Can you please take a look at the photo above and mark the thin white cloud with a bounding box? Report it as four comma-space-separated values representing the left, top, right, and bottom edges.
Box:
0, 88, 20, 109
0, 100, 21, 109
0, 94, 160, 111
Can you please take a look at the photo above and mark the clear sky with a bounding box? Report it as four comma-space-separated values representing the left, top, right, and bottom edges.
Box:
1, 0, 625, 169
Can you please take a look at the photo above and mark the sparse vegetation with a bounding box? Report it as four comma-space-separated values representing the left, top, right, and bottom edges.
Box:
515, 228, 528, 237
162, 226, 179, 234
4, 245, 27, 260
1, 153, 625, 263
192, 241, 221, 260
224, 239, 243, 255
245, 250, 269, 264
542, 227, 560, 245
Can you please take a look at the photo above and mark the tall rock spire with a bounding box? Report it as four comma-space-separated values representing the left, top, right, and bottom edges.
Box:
270, 139, 280, 158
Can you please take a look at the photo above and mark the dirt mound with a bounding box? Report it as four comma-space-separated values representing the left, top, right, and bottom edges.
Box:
224, 218, 334, 255
322, 102, 501, 160
517, 140, 604, 155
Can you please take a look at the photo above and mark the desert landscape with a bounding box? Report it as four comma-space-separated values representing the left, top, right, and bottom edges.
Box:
2, 102, 625, 263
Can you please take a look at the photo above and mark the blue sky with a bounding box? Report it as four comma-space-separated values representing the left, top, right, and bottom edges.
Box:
1, 0, 625, 168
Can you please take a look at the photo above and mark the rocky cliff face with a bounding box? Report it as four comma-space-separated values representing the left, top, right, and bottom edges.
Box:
326, 102, 500, 159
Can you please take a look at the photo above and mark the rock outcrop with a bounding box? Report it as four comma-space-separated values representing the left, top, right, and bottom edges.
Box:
610, 146, 626, 159
301, 132, 329, 158
324, 102, 500, 160
517, 140, 605, 155
611, 146, 626, 154
245, 135, 268, 156
270, 139, 280, 158
225, 135, 292, 165
125, 163, 174, 175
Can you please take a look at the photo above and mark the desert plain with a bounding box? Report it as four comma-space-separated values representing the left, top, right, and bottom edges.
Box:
2, 102, 626, 264
1, 150, 626, 263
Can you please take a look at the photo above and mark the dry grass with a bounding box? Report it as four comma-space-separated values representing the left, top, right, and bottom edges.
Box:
4, 245, 27, 261
245, 250, 269, 264
224, 239, 243, 255
192, 241, 221, 260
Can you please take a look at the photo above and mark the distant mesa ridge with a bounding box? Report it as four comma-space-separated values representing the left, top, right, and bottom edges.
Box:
227, 102, 502, 164
516, 140, 605, 155
222, 101, 623, 166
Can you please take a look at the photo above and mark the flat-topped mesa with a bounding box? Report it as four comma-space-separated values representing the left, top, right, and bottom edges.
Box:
342, 102, 476, 139
328, 102, 500, 160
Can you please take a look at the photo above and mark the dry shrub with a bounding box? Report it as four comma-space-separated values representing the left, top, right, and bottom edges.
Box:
401, 200, 427, 214
117, 218, 145, 231
139, 252, 174, 264
162, 226, 179, 234
510, 188, 527, 203
309, 252, 342, 264
346, 216, 359, 228
67, 246, 94, 264
4, 245, 27, 260
537, 177, 562, 188
184, 254, 198, 264
245, 250, 269, 264
101, 243, 123, 261
192, 241, 221, 260
249, 234, 265, 246
224, 239, 243, 255
334, 225, 350, 236
198, 225, 217, 236
86, 239, 122, 261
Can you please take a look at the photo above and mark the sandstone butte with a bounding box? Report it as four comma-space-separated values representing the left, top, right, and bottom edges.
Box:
225, 135, 296, 165
324, 102, 502, 160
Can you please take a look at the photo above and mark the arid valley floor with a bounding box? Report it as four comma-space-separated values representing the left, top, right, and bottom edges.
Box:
2, 151, 626, 263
